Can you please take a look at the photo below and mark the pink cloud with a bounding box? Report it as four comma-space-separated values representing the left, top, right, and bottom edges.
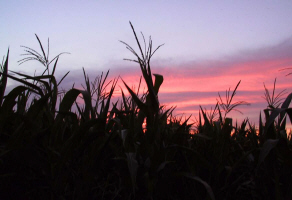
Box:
54, 36, 292, 126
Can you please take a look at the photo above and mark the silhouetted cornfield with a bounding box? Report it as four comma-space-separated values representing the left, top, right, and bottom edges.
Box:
0, 23, 291, 199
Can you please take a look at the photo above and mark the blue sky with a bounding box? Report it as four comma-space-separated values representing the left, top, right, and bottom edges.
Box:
1, 1, 292, 125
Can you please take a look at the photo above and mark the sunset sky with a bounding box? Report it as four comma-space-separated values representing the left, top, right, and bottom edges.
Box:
1, 1, 292, 126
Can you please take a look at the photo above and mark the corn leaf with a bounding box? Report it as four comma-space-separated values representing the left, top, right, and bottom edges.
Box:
287, 108, 292, 124
26, 93, 50, 119
181, 172, 215, 200
264, 108, 285, 135
100, 78, 117, 119
257, 139, 279, 170
0, 49, 9, 105
57, 88, 91, 120
1, 86, 28, 113
0, 71, 43, 96
122, 78, 147, 114
126, 152, 138, 194
153, 73, 163, 95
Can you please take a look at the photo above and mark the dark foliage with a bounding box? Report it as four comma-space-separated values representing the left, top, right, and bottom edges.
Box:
0, 23, 291, 199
